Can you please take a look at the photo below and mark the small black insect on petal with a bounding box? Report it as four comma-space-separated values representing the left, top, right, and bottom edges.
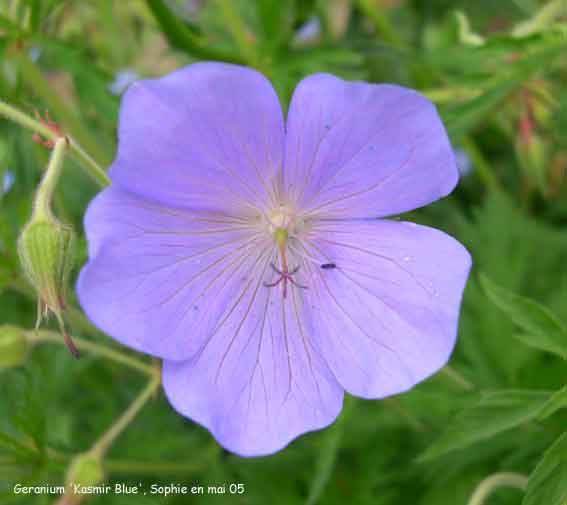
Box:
321, 263, 336, 270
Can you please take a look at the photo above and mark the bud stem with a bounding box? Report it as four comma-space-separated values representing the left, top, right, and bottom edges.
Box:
32, 137, 68, 222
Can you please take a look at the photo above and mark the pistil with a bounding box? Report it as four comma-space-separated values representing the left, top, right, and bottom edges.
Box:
274, 227, 289, 273
264, 227, 307, 298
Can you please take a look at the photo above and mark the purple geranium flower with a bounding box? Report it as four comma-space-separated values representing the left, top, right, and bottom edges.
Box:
78, 63, 471, 457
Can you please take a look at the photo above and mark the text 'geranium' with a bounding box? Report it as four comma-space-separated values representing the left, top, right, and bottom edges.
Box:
78, 63, 472, 456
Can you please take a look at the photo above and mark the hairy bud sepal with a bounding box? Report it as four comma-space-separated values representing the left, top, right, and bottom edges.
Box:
18, 219, 75, 315
0, 325, 28, 370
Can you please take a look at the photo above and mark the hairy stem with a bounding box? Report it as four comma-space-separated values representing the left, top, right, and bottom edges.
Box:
0, 99, 111, 188
90, 373, 161, 458
32, 137, 68, 221
26, 330, 154, 376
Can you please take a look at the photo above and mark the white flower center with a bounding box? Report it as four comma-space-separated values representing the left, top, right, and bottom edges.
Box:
265, 204, 304, 236
267, 204, 293, 229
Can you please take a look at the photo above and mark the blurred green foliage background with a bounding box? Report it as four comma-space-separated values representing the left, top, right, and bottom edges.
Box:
0, 1, 566, 504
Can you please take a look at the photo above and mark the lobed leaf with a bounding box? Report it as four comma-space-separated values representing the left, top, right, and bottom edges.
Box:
419, 389, 563, 461
523, 432, 567, 505
480, 273, 567, 359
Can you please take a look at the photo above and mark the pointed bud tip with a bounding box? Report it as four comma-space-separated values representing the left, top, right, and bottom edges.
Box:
63, 332, 80, 359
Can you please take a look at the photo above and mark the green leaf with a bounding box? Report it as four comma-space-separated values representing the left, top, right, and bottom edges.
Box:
479, 273, 567, 359
0, 431, 39, 460
305, 399, 352, 505
419, 390, 561, 461
537, 387, 567, 421
257, 0, 293, 51
444, 80, 517, 138
514, 333, 567, 360
436, 34, 567, 137
523, 432, 567, 505
305, 422, 342, 505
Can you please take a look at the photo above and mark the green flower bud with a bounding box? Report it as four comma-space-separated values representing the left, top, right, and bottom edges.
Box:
66, 452, 105, 489
17, 137, 79, 358
0, 325, 28, 369
18, 218, 75, 316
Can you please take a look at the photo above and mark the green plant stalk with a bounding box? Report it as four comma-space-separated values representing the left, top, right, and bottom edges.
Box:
16, 54, 112, 168
32, 137, 67, 221
69, 139, 111, 188
0, 99, 110, 187
27, 330, 154, 376
0, 97, 59, 142
467, 472, 528, 505
90, 373, 161, 458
